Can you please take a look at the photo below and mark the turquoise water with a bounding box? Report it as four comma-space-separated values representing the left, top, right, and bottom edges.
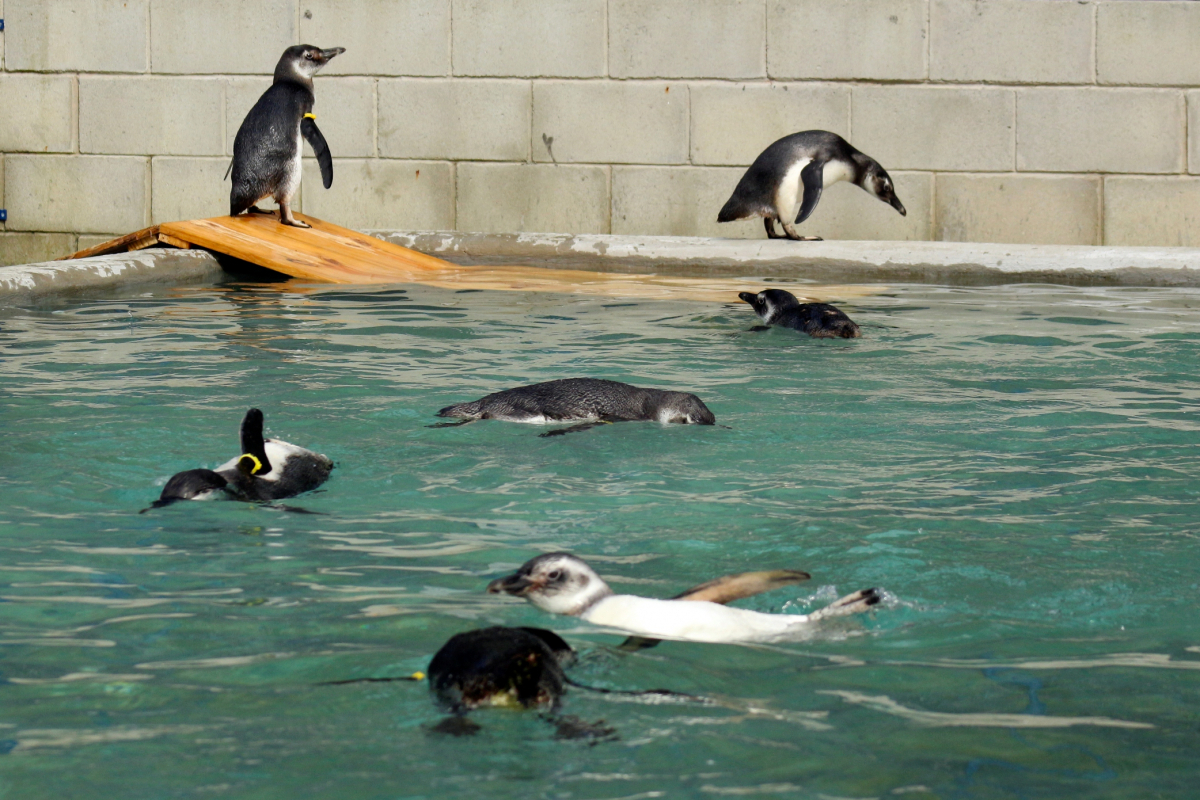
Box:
1, 280, 1198, 799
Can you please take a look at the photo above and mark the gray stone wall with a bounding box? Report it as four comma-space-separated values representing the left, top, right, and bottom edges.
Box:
2, 0, 1199, 265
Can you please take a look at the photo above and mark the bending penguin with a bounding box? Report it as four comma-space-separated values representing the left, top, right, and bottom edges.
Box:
739, 288, 861, 339
149, 408, 333, 509
228, 45, 345, 227
718, 130, 905, 241
488, 553, 882, 645
433, 378, 716, 436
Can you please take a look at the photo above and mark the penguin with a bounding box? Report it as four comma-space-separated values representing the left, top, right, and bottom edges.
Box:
717, 130, 906, 241
149, 408, 333, 508
738, 289, 861, 339
228, 45, 345, 228
432, 378, 716, 436
427, 627, 576, 714
488, 553, 882, 645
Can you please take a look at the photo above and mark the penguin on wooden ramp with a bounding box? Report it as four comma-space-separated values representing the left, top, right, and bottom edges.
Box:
718, 130, 906, 241
147, 408, 332, 510
488, 553, 881, 645
228, 45, 345, 227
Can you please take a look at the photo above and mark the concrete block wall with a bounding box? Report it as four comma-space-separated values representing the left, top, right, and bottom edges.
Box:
3, 0, 1200, 265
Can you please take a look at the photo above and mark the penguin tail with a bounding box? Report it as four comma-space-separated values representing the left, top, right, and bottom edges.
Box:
717, 196, 755, 224
805, 588, 881, 622
436, 401, 482, 419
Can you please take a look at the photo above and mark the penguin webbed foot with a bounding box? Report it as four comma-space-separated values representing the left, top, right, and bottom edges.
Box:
280, 216, 312, 229
547, 714, 618, 743
246, 206, 275, 216
429, 715, 482, 737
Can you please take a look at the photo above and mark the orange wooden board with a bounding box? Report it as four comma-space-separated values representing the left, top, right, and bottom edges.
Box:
68, 213, 881, 303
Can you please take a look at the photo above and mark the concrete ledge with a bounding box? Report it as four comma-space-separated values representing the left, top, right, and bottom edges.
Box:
373, 231, 1200, 287
0, 248, 225, 303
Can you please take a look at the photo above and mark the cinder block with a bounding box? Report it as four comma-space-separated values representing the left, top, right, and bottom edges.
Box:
151, 157, 231, 223
311, 77, 376, 158
299, 0, 450, 76
767, 0, 926, 80
5, 155, 149, 234
1098, 1, 1200, 86
0, 73, 75, 153
1, 233, 78, 266
5, 0, 148, 72
1017, 89, 1183, 174
0, 154, 4, 231
936, 174, 1099, 246
612, 166, 930, 241
609, 0, 764, 79
690, 83, 850, 167
533, 82, 688, 165
299, 159, 454, 230
379, 79, 530, 161
451, 0, 605, 78
1104, 177, 1200, 247
1189, 92, 1200, 175
930, 0, 1091, 84
150, 0, 295, 74
853, 86, 1014, 171
80, 77, 223, 156
457, 163, 608, 234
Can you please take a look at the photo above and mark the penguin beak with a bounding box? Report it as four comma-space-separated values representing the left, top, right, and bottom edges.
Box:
318, 47, 346, 64
737, 292, 756, 304
889, 195, 907, 216
487, 572, 538, 596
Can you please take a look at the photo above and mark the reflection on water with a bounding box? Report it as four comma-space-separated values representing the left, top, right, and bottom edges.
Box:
1, 283, 1199, 798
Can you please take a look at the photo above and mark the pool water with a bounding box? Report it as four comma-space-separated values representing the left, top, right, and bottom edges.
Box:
1, 281, 1198, 799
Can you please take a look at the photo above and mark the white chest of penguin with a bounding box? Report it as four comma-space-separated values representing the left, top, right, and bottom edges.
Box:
582, 594, 801, 643
773, 158, 855, 221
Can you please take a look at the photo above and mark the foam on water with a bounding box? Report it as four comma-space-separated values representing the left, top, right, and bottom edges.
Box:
1, 282, 1199, 798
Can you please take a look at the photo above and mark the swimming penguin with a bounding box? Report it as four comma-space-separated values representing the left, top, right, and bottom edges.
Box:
738, 289, 861, 339
433, 378, 716, 436
150, 408, 333, 508
488, 553, 881, 645
717, 130, 906, 241
428, 627, 576, 714
228, 45, 345, 228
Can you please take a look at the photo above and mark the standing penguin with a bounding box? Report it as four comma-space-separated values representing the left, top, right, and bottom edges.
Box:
717, 131, 906, 241
228, 45, 345, 228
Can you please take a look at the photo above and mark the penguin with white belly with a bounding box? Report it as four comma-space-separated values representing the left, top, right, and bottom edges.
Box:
148, 408, 333, 509
228, 45, 345, 227
718, 131, 906, 241
488, 553, 881, 645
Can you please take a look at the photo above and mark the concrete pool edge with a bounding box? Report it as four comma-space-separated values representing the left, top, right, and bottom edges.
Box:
3, 233, 1200, 301
376, 231, 1200, 287
0, 249, 225, 303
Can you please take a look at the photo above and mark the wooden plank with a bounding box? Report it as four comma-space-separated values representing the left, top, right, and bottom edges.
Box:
68, 212, 883, 303
62, 226, 160, 260
156, 233, 192, 250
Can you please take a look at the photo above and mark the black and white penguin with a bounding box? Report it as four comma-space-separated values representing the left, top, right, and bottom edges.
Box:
427, 627, 575, 714
717, 130, 906, 241
433, 378, 716, 436
738, 289, 861, 339
488, 553, 881, 645
228, 45, 345, 228
150, 408, 333, 508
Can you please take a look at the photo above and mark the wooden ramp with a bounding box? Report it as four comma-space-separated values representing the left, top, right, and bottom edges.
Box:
66, 212, 876, 303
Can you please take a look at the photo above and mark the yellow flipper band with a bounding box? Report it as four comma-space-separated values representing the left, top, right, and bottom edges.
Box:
304, 113, 316, 120
240, 453, 264, 474
411, 671, 426, 681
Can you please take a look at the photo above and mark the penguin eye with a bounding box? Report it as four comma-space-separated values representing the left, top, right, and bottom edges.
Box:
305, 52, 314, 60
547, 569, 563, 581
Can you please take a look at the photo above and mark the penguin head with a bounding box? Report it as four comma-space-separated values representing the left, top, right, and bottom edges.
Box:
862, 165, 906, 217
656, 392, 717, 426
487, 553, 614, 616
151, 468, 229, 508
274, 45, 346, 86
738, 289, 801, 324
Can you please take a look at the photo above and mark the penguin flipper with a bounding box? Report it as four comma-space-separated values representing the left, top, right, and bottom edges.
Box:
301, 117, 334, 189
238, 408, 273, 474
795, 160, 825, 225
224, 158, 233, 182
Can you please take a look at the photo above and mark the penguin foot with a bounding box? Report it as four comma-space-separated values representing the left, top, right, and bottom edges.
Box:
281, 217, 312, 229
246, 206, 275, 216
